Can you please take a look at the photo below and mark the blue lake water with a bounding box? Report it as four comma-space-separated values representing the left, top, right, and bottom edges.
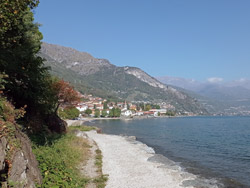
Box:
87, 116, 250, 188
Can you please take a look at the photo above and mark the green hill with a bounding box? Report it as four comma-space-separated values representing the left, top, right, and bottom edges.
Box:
40, 42, 208, 114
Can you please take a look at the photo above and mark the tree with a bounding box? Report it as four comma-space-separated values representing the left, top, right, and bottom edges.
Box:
51, 78, 80, 113
108, 109, 114, 117
127, 103, 130, 110
101, 110, 107, 117
0, 0, 40, 49
114, 108, 121, 117
0, 0, 58, 120
145, 105, 151, 111
109, 107, 121, 117
136, 104, 141, 111
94, 109, 100, 118
58, 106, 80, 120
85, 109, 92, 116
155, 105, 160, 109
103, 102, 108, 110
166, 111, 176, 116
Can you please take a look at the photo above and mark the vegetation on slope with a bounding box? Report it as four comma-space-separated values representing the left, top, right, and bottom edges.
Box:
40, 44, 208, 114
32, 131, 89, 187
31, 125, 108, 188
0, 1, 84, 187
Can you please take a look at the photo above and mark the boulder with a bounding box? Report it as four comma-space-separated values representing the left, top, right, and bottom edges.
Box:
46, 113, 67, 133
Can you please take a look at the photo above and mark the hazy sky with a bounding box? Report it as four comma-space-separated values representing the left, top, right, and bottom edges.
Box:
34, 0, 250, 81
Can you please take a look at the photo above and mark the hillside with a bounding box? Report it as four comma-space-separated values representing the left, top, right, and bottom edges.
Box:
157, 76, 250, 115
40, 43, 208, 114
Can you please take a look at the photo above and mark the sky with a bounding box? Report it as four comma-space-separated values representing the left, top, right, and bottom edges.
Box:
34, 0, 250, 82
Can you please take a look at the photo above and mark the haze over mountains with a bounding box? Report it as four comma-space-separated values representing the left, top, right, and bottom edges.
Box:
157, 76, 250, 115
40, 43, 207, 114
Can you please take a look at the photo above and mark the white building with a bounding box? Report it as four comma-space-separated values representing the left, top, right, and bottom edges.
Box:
76, 105, 88, 112
121, 110, 132, 117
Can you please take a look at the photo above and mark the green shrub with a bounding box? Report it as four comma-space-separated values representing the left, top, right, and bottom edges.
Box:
58, 106, 80, 120
69, 125, 96, 132
32, 133, 89, 187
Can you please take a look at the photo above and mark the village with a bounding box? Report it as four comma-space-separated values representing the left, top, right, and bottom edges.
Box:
75, 93, 181, 119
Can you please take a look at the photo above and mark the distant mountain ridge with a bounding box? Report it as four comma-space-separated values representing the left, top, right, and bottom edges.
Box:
40, 42, 208, 114
41, 43, 114, 75
157, 76, 250, 115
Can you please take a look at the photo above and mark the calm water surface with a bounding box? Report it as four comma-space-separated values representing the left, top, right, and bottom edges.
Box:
87, 116, 250, 188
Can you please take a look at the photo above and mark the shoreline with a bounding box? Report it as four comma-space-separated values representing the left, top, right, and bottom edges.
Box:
68, 118, 249, 188
85, 130, 220, 188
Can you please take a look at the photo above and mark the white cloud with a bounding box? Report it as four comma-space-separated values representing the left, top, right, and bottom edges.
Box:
207, 77, 224, 83
238, 78, 247, 82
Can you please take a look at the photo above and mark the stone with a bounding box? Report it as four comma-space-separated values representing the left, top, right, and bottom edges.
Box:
0, 129, 42, 187
46, 113, 67, 133
0, 137, 7, 171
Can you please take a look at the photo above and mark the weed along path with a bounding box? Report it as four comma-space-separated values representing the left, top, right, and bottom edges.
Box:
86, 131, 195, 188
75, 130, 107, 188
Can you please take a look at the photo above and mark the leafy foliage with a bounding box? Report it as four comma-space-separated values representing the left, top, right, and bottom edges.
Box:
166, 111, 176, 116
32, 133, 89, 187
58, 106, 80, 120
0, 0, 39, 48
94, 109, 100, 117
109, 107, 121, 117
84, 109, 92, 116
0, 0, 59, 122
68, 125, 96, 132
101, 110, 108, 117
51, 78, 80, 113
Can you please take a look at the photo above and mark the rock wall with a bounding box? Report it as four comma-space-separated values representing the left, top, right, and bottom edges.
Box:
0, 129, 42, 188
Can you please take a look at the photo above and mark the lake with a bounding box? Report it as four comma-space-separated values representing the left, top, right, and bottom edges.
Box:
87, 116, 250, 188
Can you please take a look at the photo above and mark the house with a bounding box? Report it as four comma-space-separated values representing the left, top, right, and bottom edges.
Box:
117, 102, 124, 108
150, 109, 167, 115
129, 105, 137, 111
96, 104, 104, 110
76, 104, 88, 112
121, 110, 132, 117
87, 104, 94, 110
135, 111, 144, 116
143, 111, 154, 116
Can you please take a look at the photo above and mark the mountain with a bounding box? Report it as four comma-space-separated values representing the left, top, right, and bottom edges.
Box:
226, 79, 250, 90
157, 76, 250, 115
157, 76, 202, 91
40, 43, 207, 114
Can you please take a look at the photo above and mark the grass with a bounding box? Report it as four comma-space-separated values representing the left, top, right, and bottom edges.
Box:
32, 125, 107, 188
32, 131, 91, 187
70, 126, 108, 188
94, 149, 108, 188
95, 149, 103, 171
93, 175, 108, 188
69, 125, 96, 132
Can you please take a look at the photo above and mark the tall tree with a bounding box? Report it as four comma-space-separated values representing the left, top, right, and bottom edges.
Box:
0, 0, 40, 49
94, 109, 100, 118
0, 0, 53, 115
101, 110, 107, 117
0, 1, 64, 134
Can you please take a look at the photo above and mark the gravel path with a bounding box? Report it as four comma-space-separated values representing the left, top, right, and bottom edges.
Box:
75, 131, 99, 188
86, 131, 196, 188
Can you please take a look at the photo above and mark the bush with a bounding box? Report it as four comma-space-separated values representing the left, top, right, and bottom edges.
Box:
84, 109, 92, 116
32, 133, 89, 187
58, 106, 80, 120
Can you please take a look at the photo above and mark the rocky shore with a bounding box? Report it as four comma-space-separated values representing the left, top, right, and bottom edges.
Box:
85, 130, 198, 188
